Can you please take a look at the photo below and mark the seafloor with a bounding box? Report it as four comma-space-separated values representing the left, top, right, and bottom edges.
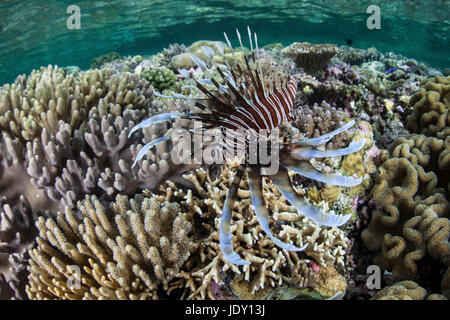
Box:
0, 39, 449, 300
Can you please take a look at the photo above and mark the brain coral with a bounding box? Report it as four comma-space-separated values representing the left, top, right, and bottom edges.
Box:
362, 134, 450, 297
406, 76, 450, 140
26, 192, 197, 300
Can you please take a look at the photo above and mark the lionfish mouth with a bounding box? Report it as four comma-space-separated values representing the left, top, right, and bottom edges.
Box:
128, 27, 365, 266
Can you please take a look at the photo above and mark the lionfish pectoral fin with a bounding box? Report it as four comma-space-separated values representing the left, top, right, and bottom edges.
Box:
248, 166, 308, 252
292, 138, 366, 160
190, 54, 207, 70
128, 112, 189, 138
219, 165, 251, 265
283, 160, 362, 187
270, 167, 351, 227
132, 135, 171, 168
296, 120, 355, 147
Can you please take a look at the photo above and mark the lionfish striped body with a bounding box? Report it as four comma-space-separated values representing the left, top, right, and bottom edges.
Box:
129, 27, 365, 265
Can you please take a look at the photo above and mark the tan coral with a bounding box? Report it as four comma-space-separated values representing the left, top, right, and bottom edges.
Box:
362, 134, 450, 295
26, 192, 197, 300
406, 76, 450, 139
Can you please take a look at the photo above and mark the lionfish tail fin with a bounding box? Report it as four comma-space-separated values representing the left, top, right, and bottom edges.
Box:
292, 138, 366, 160
248, 166, 308, 251
283, 160, 362, 187
219, 165, 251, 265
270, 167, 351, 227
296, 120, 356, 147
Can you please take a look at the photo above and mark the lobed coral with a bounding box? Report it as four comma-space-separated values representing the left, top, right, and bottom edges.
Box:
361, 134, 450, 297
406, 76, 450, 140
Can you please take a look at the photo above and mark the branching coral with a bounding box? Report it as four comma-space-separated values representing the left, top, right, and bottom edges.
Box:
167, 165, 350, 299
0, 196, 45, 299
26, 192, 197, 300
18, 69, 184, 207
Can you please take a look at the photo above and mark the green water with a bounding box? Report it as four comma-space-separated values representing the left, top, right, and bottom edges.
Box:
0, 0, 449, 85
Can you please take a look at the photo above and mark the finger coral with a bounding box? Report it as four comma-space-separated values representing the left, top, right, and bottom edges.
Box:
292, 101, 348, 149
26, 192, 197, 300
0, 196, 44, 299
20, 69, 184, 207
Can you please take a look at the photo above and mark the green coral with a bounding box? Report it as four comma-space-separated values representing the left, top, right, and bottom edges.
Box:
141, 68, 177, 92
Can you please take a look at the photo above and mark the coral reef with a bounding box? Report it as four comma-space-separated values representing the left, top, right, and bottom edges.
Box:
0, 36, 447, 301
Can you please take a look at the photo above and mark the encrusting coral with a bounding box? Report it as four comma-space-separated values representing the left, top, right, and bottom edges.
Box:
26, 191, 197, 300
91, 52, 122, 69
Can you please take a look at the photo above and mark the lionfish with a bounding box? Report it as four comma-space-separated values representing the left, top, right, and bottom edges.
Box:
129, 27, 365, 265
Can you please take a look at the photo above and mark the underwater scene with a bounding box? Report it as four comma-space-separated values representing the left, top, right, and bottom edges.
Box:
0, 0, 449, 302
